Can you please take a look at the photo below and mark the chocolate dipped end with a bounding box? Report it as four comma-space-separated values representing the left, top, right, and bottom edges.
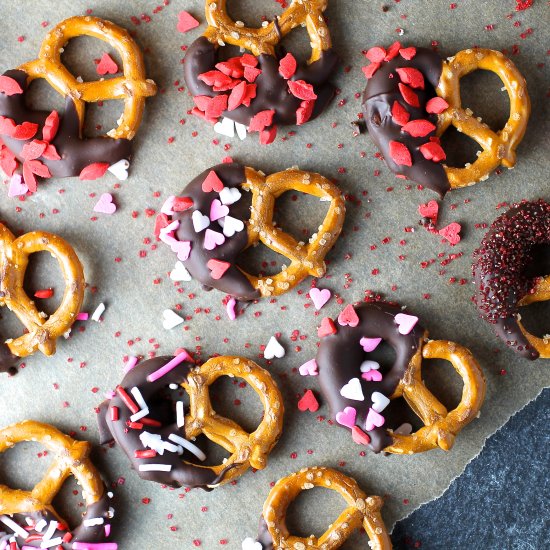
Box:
173, 162, 260, 301
0, 70, 131, 178
98, 356, 226, 490
361, 48, 450, 197
0, 342, 19, 375
472, 200, 550, 360
184, 37, 338, 127
256, 517, 274, 550
316, 302, 423, 453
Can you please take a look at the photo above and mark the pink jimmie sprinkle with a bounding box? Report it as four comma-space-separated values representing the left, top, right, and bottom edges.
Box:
123, 356, 139, 373
105, 524, 111, 537
72, 543, 118, 549
226, 297, 237, 320
147, 351, 189, 383
76, 312, 89, 321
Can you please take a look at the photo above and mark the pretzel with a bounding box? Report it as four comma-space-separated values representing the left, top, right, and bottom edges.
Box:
0, 420, 115, 547
0, 223, 84, 358
361, 42, 530, 197
158, 163, 345, 302
98, 354, 284, 489
316, 302, 486, 454
18, 15, 157, 140
258, 467, 391, 550
517, 276, 550, 359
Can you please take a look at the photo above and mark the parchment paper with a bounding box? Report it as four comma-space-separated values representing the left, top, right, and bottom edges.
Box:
0, 1, 548, 548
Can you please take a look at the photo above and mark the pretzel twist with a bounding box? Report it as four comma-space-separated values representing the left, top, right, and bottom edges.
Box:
181, 356, 284, 485
0, 420, 104, 518
242, 167, 345, 297
436, 48, 530, 189
262, 467, 391, 550
203, 0, 331, 62
0, 223, 84, 358
517, 276, 550, 358
385, 336, 486, 454
18, 15, 157, 140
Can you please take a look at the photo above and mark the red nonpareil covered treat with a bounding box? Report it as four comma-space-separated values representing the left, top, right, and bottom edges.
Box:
389, 141, 412, 166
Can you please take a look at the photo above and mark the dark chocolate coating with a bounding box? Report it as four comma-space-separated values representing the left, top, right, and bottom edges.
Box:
0, 342, 19, 375
0, 493, 114, 548
98, 356, 229, 490
316, 302, 424, 453
256, 517, 274, 550
361, 48, 450, 197
184, 37, 338, 128
0, 69, 131, 178
472, 199, 550, 360
172, 162, 260, 301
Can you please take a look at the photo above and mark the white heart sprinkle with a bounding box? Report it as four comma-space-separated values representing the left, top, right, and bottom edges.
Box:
192, 210, 210, 232
170, 261, 192, 282
242, 537, 262, 550
107, 159, 130, 180
394, 423, 413, 435
360, 360, 380, 373
235, 121, 247, 140
221, 215, 245, 237
162, 309, 184, 330
340, 378, 364, 401
264, 336, 285, 359
219, 186, 241, 206
371, 391, 390, 413
214, 117, 235, 138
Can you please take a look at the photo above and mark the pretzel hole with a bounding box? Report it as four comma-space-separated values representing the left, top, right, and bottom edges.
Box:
421, 357, 463, 411
439, 126, 483, 167
226, 0, 280, 28
278, 27, 317, 66
23, 251, 64, 318
383, 396, 423, 433
520, 301, 550, 339
51, 475, 89, 531
239, 243, 289, 276
25, 78, 66, 113
0, 441, 52, 492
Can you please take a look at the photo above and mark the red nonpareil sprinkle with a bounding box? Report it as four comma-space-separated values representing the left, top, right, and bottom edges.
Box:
202, 170, 224, 193
419, 141, 446, 162
177, 10, 200, 33
515, 0, 533, 10
287, 79, 317, 101
154, 213, 170, 238
389, 141, 412, 166
244, 65, 261, 83
240, 53, 258, 67
399, 47, 417, 60
116, 385, 140, 414
398, 83, 420, 107
401, 119, 436, 137
439, 222, 462, 245
79, 162, 109, 180
318, 317, 337, 337
21, 139, 47, 160
396, 67, 425, 90
96, 53, 119, 75
11, 121, 39, 140
0, 75, 23, 96
216, 57, 244, 79
296, 100, 315, 125
207, 258, 231, 280
362, 63, 380, 79
34, 288, 53, 299
297, 389, 319, 412
384, 41, 402, 61
110, 406, 119, 421
259, 124, 277, 145
391, 100, 410, 126
135, 449, 158, 458
42, 110, 59, 141
365, 46, 386, 63
173, 196, 194, 211
248, 109, 275, 132
426, 96, 449, 114
278, 52, 297, 79
227, 81, 247, 111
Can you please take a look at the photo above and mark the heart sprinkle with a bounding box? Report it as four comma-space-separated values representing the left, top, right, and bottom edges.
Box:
365, 408, 385, 432
318, 317, 337, 338
177, 11, 200, 33
298, 359, 318, 376
335, 406, 357, 428
360, 337, 382, 352
264, 336, 285, 359
337, 304, 359, 327
394, 313, 419, 335
162, 310, 184, 330
170, 261, 192, 282
340, 378, 364, 401
93, 193, 116, 214
203, 229, 225, 250
309, 287, 331, 310
371, 391, 391, 413
207, 258, 230, 280
192, 210, 210, 232
297, 390, 319, 412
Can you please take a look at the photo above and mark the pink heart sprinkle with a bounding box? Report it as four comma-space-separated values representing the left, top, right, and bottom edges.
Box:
177, 11, 200, 33
93, 193, 116, 214
336, 406, 357, 429
361, 370, 383, 382
210, 199, 229, 222
310, 287, 331, 310
171, 240, 191, 261
226, 297, 237, 321
418, 199, 439, 221
360, 337, 382, 352
365, 408, 385, 432
298, 359, 318, 376
7, 174, 28, 197
203, 229, 225, 250
439, 222, 462, 246
394, 313, 419, 335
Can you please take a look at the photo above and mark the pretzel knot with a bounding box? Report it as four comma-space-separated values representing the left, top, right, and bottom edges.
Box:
204, 0, 332, 62
261, 467, 391, 550
437, 48, 530, 189
181, 356, 284, 485
18, 15, 157, 140
386, 337, 486, 454
243, 167, 345, 297
517, 276, 550, 359
0, 223, 84, 358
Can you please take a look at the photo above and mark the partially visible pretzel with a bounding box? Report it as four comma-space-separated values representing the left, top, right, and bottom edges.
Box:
385, 338, 486, 454
18, 15, 157, 140
517, 276, 550, 359
260, 467, 391, 550
0, 223, 84, 358
436, 48, 530, 189
203, 0, 332, 63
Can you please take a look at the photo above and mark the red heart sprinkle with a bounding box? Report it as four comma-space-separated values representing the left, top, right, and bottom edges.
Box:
248, 110, 275, 133
399, 47, 417, 60
42, 143, 61, 160
259, 125, 277, 145
287, 80, 317, 101
297, 390, 319, 412
365, 46, 386, 63
389, 141, 412, 166
418, 200, 439, 221
242, 84, 257, 107
22, 164, 38, 192
21, 139, 47, 161
419, 141, 446, 162
0, 115, 16, 136
244, 66, 261, 83
191, 107, 218, 124
207, 259, 231, 280
401, 119, 436, 137
216, 58, 244, 79
79, 162, 110, 181
398, 83, 420, 107
177, 11, 200, 33
351, 426, 371, 445
426, 96, 449, 114
439, 222, 462, 245
202, 170, 224, 193
337, 304, 359, 327
12, 121, 39, 140
96, 53, 119, 76
42, 110, 60, 142
396, 67, 425, 90
279, 53, 297, 79
154, 213, 170, 238
384, 41, 402, 61
318, 317, 337, 338
296, 100, 315, 125
25, 159, 50, 178
240, 54, 258, 68
0, 75, 23, 96
173, 196, 194, 212
228, 81, 248, 111
391, 100, 410, 126
0, 145, 17, 176
362, 62, 380, 80
198, 70, 234, 89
